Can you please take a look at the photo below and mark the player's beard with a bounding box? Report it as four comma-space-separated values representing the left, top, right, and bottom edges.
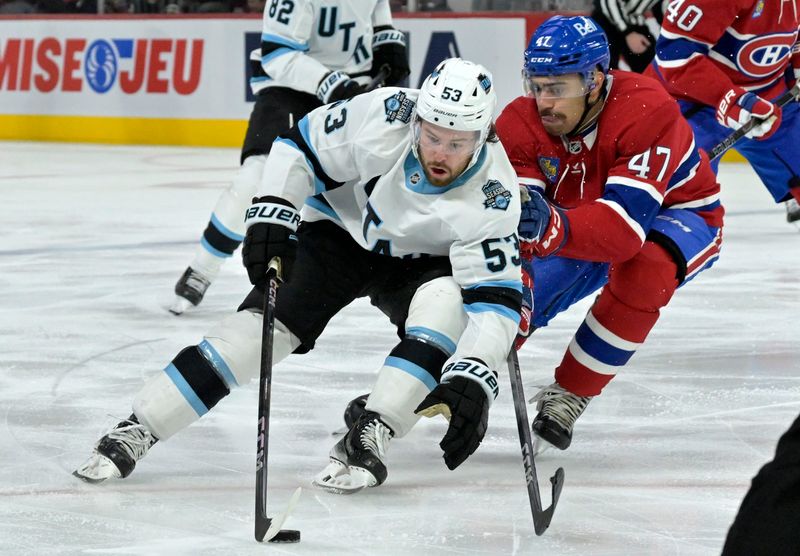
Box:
420, 152, 470, 187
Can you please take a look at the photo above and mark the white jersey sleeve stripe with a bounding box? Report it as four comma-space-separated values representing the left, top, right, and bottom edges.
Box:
597, 199, 647, 243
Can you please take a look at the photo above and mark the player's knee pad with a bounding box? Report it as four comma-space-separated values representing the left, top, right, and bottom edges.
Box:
202, 310, 300, 387
367, 337, 450, 438
608, 241, 679, 312
405, 276, 467, 353
209, 154, 267, 238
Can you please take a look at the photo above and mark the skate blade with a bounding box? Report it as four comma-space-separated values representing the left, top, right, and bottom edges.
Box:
312, 460, 369, 495
169, 296, 194, 316
263, 487, 302, 542
72, 453, 122, 484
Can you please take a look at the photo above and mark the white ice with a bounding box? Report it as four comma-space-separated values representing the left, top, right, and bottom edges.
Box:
1, 141, 798, 555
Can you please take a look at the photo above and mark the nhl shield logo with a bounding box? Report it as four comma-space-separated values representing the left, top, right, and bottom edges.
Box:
482, 180, 512, 211
538, 156, 560, 183
384, 91, 415, 124
409, 172, 422, 184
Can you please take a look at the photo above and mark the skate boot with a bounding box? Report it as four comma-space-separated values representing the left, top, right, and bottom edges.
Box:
343, 393, 369, 429
530, 383, 592, 451
786, 199, 800, 224
170, 267, 212, 315
73, 415, 157, 484
313, 411, 393, 494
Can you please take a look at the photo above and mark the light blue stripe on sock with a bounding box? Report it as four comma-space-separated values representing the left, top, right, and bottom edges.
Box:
163, 363, 208, 417
198, 340, 239, 388
384, 356, 437, 391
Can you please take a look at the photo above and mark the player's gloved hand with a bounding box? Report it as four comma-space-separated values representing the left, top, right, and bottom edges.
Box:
415, 358, 498, 470
514, 264, 534, 351
519, 187, 568, 258
316, 71, 365, 104
371, 26, 410, 86
242, 196, 300, 288
716, 87, 782, 140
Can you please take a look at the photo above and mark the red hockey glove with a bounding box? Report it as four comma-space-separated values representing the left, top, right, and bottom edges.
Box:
716, 87, 782, 140
514, 265, 534, 351
519, 189, 568, 258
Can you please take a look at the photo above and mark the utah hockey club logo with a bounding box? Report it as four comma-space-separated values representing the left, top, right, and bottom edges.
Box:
482, 180, 512, 211
384, 91, 415, 124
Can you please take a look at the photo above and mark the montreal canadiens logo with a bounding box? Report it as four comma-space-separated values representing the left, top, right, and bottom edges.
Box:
736, 33, 794, 78
84, 40, 117, 93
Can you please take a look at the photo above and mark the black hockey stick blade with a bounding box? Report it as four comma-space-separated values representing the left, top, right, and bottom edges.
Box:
254, 258, 301, 543
507, 350, 565, 536
709, 83, 800, 161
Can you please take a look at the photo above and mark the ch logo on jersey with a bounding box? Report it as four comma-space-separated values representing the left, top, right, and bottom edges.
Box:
384, 91, 415, 123
538, 156, 560, 183
482, 180, 512, 211
735, 33, 795, 78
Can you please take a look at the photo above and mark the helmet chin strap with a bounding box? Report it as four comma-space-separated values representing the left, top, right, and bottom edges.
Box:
564, 74, 607, 137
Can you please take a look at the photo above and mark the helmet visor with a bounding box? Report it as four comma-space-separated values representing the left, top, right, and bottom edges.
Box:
523, 71, 590, 100
413, 118, 482, 157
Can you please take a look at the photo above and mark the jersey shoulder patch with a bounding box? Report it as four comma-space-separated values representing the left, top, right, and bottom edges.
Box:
482, 180, 512, 211
384, 91, 416, 124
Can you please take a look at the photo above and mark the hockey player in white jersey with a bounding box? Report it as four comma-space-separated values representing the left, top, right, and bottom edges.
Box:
170, 0, 409, 314
75, 59, 523, 493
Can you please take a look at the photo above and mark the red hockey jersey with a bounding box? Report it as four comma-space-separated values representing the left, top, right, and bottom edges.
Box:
497, 71, 723, 264
649, 0, 799, 105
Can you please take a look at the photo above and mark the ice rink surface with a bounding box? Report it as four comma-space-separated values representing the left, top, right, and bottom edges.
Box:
1, 141, 798, 555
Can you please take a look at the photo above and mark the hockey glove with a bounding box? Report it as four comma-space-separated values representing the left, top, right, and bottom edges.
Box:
371, 26, 410, 86
519, 188, 567, 258
415, 358, 498, 470
242, 196, 300, 288
514, 264, 534, 351
716, 88, 782, 140
316, 71, 365, 105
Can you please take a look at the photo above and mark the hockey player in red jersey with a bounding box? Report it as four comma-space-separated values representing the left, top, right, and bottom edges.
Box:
496, 15, 725, 451
647, 0, 800, 223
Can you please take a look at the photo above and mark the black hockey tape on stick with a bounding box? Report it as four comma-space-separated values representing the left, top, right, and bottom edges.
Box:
255, 257, 301, 543
507, 350, 564, 536
709, 83, 800, 161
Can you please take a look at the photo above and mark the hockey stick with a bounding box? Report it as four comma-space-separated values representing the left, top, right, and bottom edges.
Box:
507, 350, 565, 536
255, 257, 301, 543
364, 65, 392, 92
709, 84, 800, 161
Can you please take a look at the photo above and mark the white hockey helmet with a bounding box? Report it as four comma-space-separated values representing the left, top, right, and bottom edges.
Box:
413, 58, 497, 168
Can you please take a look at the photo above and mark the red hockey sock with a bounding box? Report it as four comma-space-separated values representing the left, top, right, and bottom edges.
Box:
555, 242, 679, 396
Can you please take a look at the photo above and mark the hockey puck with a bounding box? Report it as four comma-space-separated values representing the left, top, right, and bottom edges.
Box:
268, 529, 301, 543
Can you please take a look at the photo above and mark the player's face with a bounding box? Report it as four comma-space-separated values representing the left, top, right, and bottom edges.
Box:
527, 74, 589, 136
416, 121, 480, 186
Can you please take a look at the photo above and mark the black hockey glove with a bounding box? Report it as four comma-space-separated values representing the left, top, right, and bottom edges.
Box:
415, 358, 498, 470
371, 26, 410, 86
316, 71, 365, 104
242, 196, 300, 288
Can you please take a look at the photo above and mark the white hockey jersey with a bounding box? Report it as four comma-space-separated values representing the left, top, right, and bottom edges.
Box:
260, 87, 523, 371
250, 0, 393, 96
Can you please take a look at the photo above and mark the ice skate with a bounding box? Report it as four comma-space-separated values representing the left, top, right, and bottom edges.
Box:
313, 411, 393, 494
530, 383, 592, 450
73, 415, 157, 484
786, 199, 800, 225
170, 267, 212, 315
